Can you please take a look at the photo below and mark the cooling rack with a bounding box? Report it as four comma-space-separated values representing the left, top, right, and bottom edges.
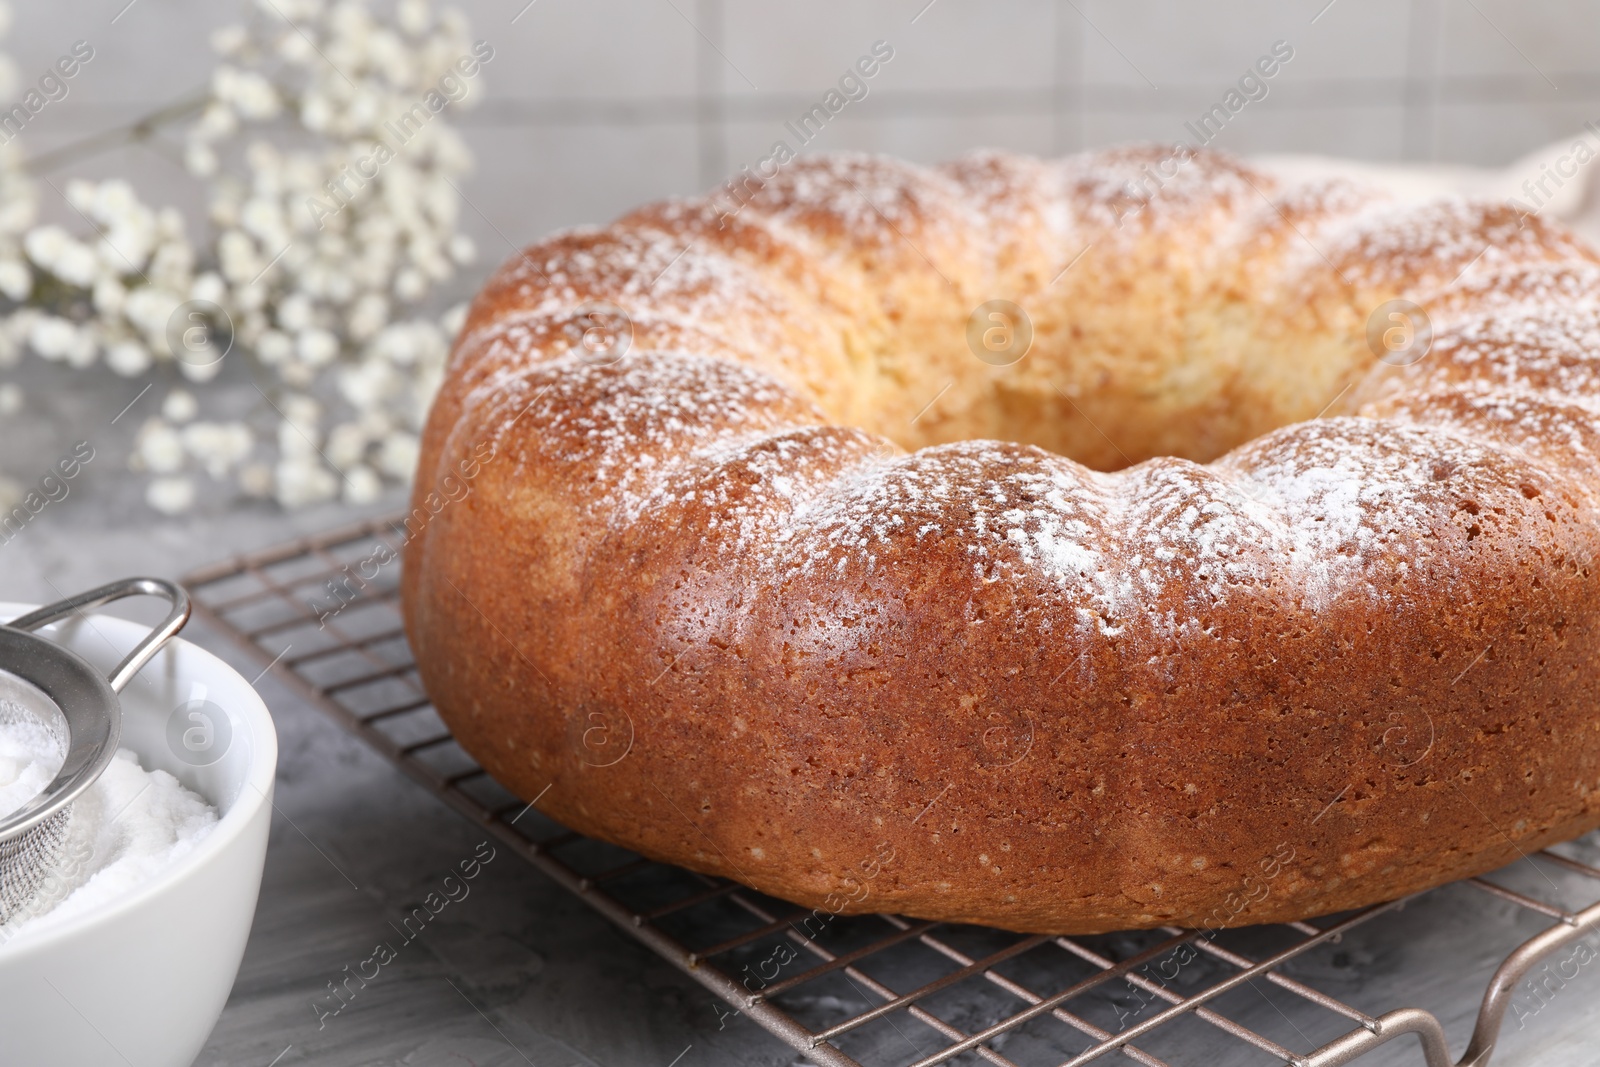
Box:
183, 514, 1600, 1067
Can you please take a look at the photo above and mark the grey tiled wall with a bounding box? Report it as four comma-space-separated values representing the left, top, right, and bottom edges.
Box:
11, 0, 1599, 291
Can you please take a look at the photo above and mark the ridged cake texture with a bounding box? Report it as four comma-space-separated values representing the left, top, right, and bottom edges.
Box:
402, 146, 1600, 933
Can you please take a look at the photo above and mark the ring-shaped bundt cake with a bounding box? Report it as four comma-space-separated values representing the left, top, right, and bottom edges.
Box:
402, 146, 1600, 933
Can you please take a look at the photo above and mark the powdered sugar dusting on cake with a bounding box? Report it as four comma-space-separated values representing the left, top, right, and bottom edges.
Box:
1054, 144, 1268, 236
470, 353, 824, 524
1316, 196, 1593, 293
446, 147, 1600, 647
488, 226, 798, 341
1380, 303, 1600, 417
1226, 418, 1496, 607
770, 443, 1136, 635
1115, 459, 1291, 620
937, 150, 1074, 246
766, 441, 1309, 637
776, 443, 992, 569
1368, 381, 1600, 486
665, 426, 882, 556
738, 153, 981, 266
1427, 262, 1600, 322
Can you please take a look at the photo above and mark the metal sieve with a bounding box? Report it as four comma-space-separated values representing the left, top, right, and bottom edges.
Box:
0, 578, 189, 926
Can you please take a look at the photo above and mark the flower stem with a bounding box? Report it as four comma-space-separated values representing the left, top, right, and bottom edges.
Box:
24, 91, 211, 176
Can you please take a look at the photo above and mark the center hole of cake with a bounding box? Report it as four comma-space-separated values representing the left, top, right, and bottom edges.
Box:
868, 303, 1364, 471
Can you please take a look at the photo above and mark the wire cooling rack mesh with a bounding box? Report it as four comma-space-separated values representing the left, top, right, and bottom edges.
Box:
183, 515, 1600, 1067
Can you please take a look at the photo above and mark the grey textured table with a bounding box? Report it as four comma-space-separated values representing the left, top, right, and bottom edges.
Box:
6, 359, 1600, 1067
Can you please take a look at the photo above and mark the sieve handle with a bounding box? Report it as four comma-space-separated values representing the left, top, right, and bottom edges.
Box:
8, 577, 191, 693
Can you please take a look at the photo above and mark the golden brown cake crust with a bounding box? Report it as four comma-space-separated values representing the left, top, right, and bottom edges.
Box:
401, 146, 1600, 934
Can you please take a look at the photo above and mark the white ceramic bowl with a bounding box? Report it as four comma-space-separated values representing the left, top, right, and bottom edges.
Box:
0, 601, 277, 1067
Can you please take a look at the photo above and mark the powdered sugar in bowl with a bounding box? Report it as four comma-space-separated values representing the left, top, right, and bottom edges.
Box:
0, 596, 278, 1067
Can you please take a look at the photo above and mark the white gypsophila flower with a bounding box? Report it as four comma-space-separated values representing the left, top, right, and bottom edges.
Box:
376, 430, 419, 480
277, 419, 317, 460
440, 301, 467, 337
3, 307, 35, 344
367, 30, 412, 85
64, 326, 97, 369
276, 291, 313, 331
220, 421, 256, 467
182, 420, 254, 478
394, 267, 426, 301
337, 357, 391, 410
137, 420, 185, 473
162, 389, 199, 423
408, 365, 443, 424
282, 391, 320, 429
342, 463, 380, 504
216, 228, 257, 283
149, 241, 194, 288
256, 329, 293, 364
241, 196, 288, 248
0, 195, 34, 237
277, 27, 316, 67
345, 90, 381, 131
348, 292, 388, 340
62, 180, 95, 215
146, 476, 196, 515
274, 457, 339, 508
177, 356, 224, 384
6, 0, 482, 510
326, 421, 368, 468
279, 358, 315, 388
214, 66, 280, 121
238, 462, 273, 497
232, 281, 267, 312
24, 226, 98, 287
300, 91, 332, 132
28, 316, 75, 360
322, 264, 355, 304
0, 258, 27, 300
105, 340, 151, 377
157, 206, 184, 241
369, 322, 412, 364
123, 287, 185, 341
0, 381, 19, 415
397, 0, 429, 35
196, 102, 238, 142
211, 25, 248, 57
92, 277, 126, 314
238, 309, 268, 347
297, 327, 339, 366
191, 271, 227, 305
